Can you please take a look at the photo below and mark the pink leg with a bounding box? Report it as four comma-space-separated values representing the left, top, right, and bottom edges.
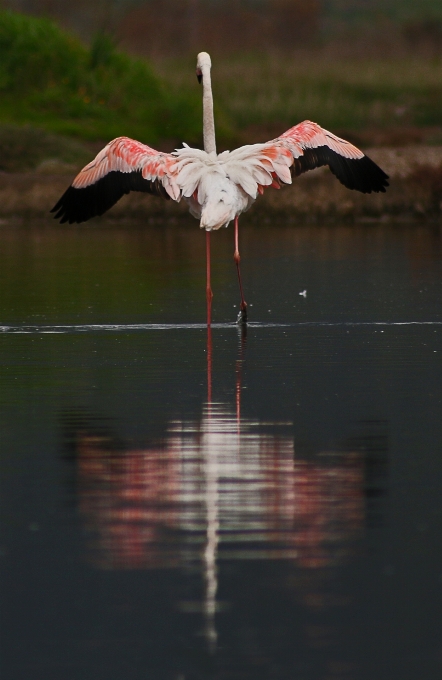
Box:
206, 230, 213, 327
234, 216, 247, 324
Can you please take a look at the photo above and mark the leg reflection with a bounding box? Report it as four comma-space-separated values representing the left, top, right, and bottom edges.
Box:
235, 324, 247, 427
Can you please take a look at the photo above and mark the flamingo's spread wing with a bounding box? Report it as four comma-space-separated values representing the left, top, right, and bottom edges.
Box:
51, 137, 180, 224
273, 121, 388, 193
224, 121, 388, 197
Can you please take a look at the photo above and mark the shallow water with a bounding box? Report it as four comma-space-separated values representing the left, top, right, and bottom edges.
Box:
1, 221, 442, 680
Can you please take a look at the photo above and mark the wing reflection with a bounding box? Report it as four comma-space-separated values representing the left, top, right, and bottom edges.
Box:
71, 409, 365, 571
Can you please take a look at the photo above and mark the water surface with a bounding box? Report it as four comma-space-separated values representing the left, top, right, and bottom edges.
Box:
1, 221, 441, 679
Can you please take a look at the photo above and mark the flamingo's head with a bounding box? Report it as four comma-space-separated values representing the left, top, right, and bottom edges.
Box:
196, 52, 211, 84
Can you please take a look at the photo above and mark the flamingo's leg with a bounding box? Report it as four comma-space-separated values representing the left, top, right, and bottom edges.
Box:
234, 216, 247, 324
206, 230, 213, 327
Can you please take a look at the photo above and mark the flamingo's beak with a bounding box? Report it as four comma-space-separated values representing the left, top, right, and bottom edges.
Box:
196, 68, 202, 84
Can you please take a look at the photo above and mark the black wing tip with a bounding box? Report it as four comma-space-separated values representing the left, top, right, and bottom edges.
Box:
50, 185, 93, 224
329, 152, 389, 194
296, 146, 389, 194
50, 170, 171, 225
354, 154, 389, 193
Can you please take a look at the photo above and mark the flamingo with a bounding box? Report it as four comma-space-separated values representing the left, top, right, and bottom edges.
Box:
51, 51, 389, 326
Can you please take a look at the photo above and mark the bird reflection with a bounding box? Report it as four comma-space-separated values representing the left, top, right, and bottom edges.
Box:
64, 327, 381, 652
73, 420, 366, 567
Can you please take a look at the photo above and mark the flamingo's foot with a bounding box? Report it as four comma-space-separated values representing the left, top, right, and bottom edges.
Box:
237, 302, 248, 325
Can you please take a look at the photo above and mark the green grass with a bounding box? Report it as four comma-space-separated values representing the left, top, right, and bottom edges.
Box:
1, 9, 442, 162
0, 10, 202, 144
157, 53, 442, 143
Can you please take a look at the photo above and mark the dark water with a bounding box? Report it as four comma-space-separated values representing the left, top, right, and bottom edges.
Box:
1, 221, 442, 680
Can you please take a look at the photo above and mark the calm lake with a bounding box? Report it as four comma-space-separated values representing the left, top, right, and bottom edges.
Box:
1, 220, 442, 680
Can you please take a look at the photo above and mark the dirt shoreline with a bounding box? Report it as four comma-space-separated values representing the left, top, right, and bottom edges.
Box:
0, 146, 441, 224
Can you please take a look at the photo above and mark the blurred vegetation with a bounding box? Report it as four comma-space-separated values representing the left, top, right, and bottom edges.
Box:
5, 1, 442, 53
0, 10, 203, 144
117, 0, 320, 57
0, 124, 91, 172
323, 0, 442, 24
159, 54, 442, 146
0, 6, 441, 171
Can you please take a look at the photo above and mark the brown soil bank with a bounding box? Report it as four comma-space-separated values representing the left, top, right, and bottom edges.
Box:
0, 146, 441, 224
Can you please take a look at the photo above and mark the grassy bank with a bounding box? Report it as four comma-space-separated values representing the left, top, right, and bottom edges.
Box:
156, 53, 442, 147
0, 10, 202, 144
1, 10, 442, 150
0, 124, 92, 172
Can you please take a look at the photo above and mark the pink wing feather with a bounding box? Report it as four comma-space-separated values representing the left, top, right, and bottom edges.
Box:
51, 137, 180, 224
277, 120, 363, 159
259, 121, 389, 193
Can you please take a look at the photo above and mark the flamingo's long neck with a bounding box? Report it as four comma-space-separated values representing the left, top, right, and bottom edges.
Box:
202, 66, 216, 156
